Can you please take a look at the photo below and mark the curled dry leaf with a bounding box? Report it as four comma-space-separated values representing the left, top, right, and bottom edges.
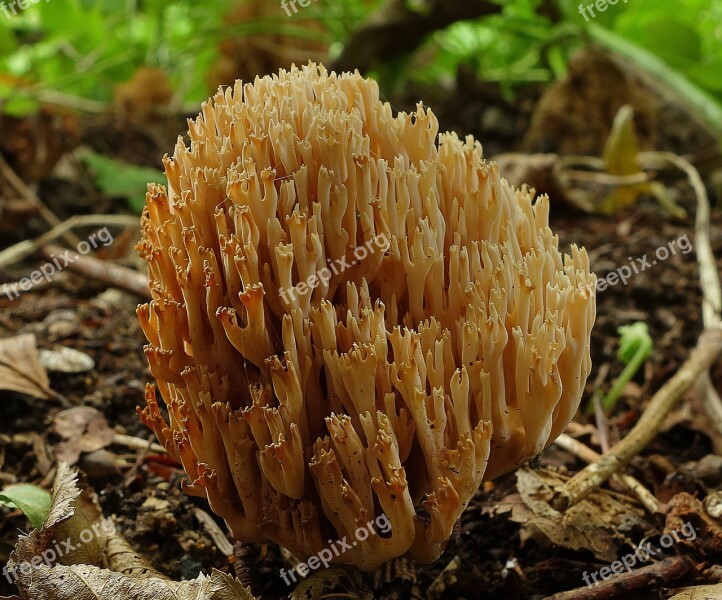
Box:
8, 565, 257, 600
7, 462, 84, 594
427, 556, 461, 600
52, 407, 116, 464
0, 334, 54, 399
7, 463, 257, 600
6, 462, 112, 571
289, 567, 367, 600
513, 468, 653, 562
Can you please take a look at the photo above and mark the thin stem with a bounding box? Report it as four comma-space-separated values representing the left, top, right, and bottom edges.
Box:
602, 338, 652, 413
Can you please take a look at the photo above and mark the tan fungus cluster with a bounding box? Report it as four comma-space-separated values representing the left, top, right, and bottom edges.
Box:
137, 63, 596, 570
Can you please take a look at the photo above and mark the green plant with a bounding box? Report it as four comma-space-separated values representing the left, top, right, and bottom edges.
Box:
77, 148, 164, 214
601, 321, 654, 414
0, 483, 51, 528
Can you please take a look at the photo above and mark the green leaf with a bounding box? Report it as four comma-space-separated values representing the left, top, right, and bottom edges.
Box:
629, 19, 701, 70
0, 20, 17, 55
598, 321, 653, 414
77, 149, 164, 213
687, 61, 722, 94
2, 94, 40, 117
0, 483, 52, 529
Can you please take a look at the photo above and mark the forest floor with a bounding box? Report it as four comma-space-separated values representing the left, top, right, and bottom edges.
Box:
1, 59, 722, 599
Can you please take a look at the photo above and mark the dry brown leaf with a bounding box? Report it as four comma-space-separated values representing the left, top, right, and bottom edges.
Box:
52, 407, 116, 464
10, 565, 256, 600
53, 487, 113, 567
666, 492, 722, 559
105, 531, 168, 578
669, 584, 722, 600
513, 468, 654, 562
42, 462, 81, 530
289, 567, 366, 600
7, 464, 89, 566
0, 334, 54, 399
7, 463, 257, 600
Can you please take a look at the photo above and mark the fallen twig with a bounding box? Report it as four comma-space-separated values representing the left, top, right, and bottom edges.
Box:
39, 243, 150, 299
640, 151, 722, 457
193, 507, 234, 556
545, 556, 695, 600
639, 152, 721, 328
0, 214, 139, 269
553, 433, 661, 514
553, 150, 722, 512
0, 152, 81, 247
112, 433, 165, 454
552, 328, 722, 512
565, 170, 651, 186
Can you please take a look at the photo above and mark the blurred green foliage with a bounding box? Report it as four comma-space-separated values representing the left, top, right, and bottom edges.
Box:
77, 148, 164, 213
0, 0, 380, 116
406, 0, 722, 99
0, 0, 720, 119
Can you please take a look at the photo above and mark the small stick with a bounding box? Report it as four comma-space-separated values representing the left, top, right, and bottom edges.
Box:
553, 433, 661, 514
591, 363, 611, 452
639, 152, 722, 458
40, 243, 151, 299
0, 153, 81, 247
545, 556, 695, 600
193, 507, 234, 556
553, 150, 722, 511
565, 170, 651, 186
639, 152, 721, 328
0, 214, 140, 269
0, 272, 69, 297
552, 328, 722, 512
112, 433, 165, 454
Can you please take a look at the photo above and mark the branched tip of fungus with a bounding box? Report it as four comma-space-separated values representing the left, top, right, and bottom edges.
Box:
136, 62, 596, 570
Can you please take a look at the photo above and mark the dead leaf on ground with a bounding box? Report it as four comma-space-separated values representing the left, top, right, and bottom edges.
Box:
0, 334, 54, 399
7, 463, 258, 600
669, 584, 722, 600
290, 566, 367, 600
52, 407, 116, 464
666, 492, 722, 560
512, 468, 654, 562
9, 565, 257, 600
